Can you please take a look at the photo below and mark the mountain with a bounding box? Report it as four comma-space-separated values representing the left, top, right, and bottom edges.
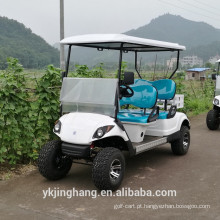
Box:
126, 14, 220, 49
0, 16, 59, 69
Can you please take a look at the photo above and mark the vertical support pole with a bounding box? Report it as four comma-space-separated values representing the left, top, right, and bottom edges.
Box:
60, 0, 65, 70
169, 50, 180, 79
118, 43, 123, 85
115, 44, 123, 121
65, 45, 72, 77
135, 51, 142, 79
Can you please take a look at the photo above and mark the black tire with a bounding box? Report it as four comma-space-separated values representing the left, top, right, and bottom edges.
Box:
38, 140, 72, 180
171, 126, 190, 155
92, 147, 125, 191
206, 109, 219, 130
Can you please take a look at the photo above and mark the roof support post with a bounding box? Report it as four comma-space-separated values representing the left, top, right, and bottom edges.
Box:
169, 50, 180, 79
135, 51, 142, 79
118, 43, 124, 85
64, 45, 72, 77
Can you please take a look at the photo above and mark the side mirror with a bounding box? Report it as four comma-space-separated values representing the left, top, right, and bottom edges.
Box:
124, 72, 134, 85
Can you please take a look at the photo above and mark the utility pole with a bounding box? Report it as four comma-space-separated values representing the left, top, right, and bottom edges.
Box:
60, 0, 65, 70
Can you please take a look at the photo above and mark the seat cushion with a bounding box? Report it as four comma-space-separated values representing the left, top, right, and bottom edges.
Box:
119, 110, 168, 120
117, 112, 149, 123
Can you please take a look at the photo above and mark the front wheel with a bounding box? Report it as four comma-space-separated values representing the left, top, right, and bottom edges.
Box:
171, 126, 190, 155
92, 147, 125, 191
206, 109, 219, 130
38, 140, 72, 180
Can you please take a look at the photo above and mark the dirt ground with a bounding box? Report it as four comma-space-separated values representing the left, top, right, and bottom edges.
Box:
0, 113, 219, 220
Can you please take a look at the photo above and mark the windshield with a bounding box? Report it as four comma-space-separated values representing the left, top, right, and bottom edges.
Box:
60, 78, 118, 117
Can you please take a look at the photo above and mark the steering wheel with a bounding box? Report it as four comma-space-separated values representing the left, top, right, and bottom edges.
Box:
120, 85, 134, 98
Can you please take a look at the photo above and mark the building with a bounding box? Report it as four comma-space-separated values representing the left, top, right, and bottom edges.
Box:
181, 56, 203, 67
166, 57, 177, 70
208, 55, 220, 64
186, 68, 210, 80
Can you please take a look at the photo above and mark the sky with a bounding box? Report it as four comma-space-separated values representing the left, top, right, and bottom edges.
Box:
1, 0, 220, 45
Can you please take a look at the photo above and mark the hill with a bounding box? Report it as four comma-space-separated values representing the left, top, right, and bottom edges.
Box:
126, 14, 220, 49
0, 16, 59, 69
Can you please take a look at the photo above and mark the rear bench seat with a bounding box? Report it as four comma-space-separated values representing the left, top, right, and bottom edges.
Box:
119, 79, 176, 120
117, 84, 158, 124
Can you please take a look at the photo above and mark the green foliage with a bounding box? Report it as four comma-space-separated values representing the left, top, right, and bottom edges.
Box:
115, 61, 128, 78
33, 65, 61, 146
0, 58, 33, 163
70, 64, 104, 78
175, 79, 214, 116
0, 58, 61, 164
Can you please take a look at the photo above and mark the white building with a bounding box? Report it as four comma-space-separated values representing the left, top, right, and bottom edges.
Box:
166, 57, 177, 69
208, 55, 220, 64
181, 56, 203, 67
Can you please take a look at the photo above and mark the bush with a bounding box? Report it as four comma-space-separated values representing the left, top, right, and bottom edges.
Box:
0, 58, 61, 164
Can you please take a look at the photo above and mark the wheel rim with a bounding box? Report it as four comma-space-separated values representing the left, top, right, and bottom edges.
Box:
183, 132, 189, 149
110, 159, 122, 181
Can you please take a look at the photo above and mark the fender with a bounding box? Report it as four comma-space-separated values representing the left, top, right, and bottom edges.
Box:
145, 112, 190, 137
55, 112, 129, 145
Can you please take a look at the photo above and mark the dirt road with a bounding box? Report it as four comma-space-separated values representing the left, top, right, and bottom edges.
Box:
0, 113, 219, 220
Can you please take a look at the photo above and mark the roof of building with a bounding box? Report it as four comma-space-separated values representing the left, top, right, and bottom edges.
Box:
187, 68, 210, 72
60, 34, 186, 52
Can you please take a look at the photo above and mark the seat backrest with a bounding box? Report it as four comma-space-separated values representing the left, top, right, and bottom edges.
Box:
120, 84, 157, 109
135, 79, 176, 100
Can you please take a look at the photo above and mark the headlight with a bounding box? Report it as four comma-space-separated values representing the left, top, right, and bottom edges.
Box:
214, 98, 219, 106
54, 120, 61, 133
93, 125, 114, 139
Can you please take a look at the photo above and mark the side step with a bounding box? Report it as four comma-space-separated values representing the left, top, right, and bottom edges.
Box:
134, 137, 168, 155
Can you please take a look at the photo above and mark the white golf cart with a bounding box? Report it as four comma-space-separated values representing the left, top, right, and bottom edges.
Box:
38, 34, 190, 190
206, 59, 220, 130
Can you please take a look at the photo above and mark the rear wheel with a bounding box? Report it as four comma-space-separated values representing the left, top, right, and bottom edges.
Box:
171, 126, 190, 155
92, 147, 125, 191
38, 140, 72, 180
206, 109, 219, 130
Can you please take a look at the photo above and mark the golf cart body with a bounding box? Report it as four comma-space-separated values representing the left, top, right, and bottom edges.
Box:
38, 34, 190, 190
206, 60, 220, 130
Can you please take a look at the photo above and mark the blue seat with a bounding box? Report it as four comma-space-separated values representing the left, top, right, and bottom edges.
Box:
134, 79, 176, 100
119, 109, 168, 120
117, 84, 158, 124
120, 84, 157, 109
133, 79, 176, 119
119, 79, 176, 120
117, 112, 150, 123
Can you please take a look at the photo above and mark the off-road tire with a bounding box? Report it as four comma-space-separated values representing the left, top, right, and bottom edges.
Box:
171, 126, 190, 155
38, 140, 72, 180
206, 109, 219, 130
92, 147, 125, 191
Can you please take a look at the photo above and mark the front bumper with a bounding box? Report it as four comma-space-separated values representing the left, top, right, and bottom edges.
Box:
62, 142, 90, 158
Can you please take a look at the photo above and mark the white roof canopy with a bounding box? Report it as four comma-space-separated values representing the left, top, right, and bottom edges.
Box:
60, 34, 186, 52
